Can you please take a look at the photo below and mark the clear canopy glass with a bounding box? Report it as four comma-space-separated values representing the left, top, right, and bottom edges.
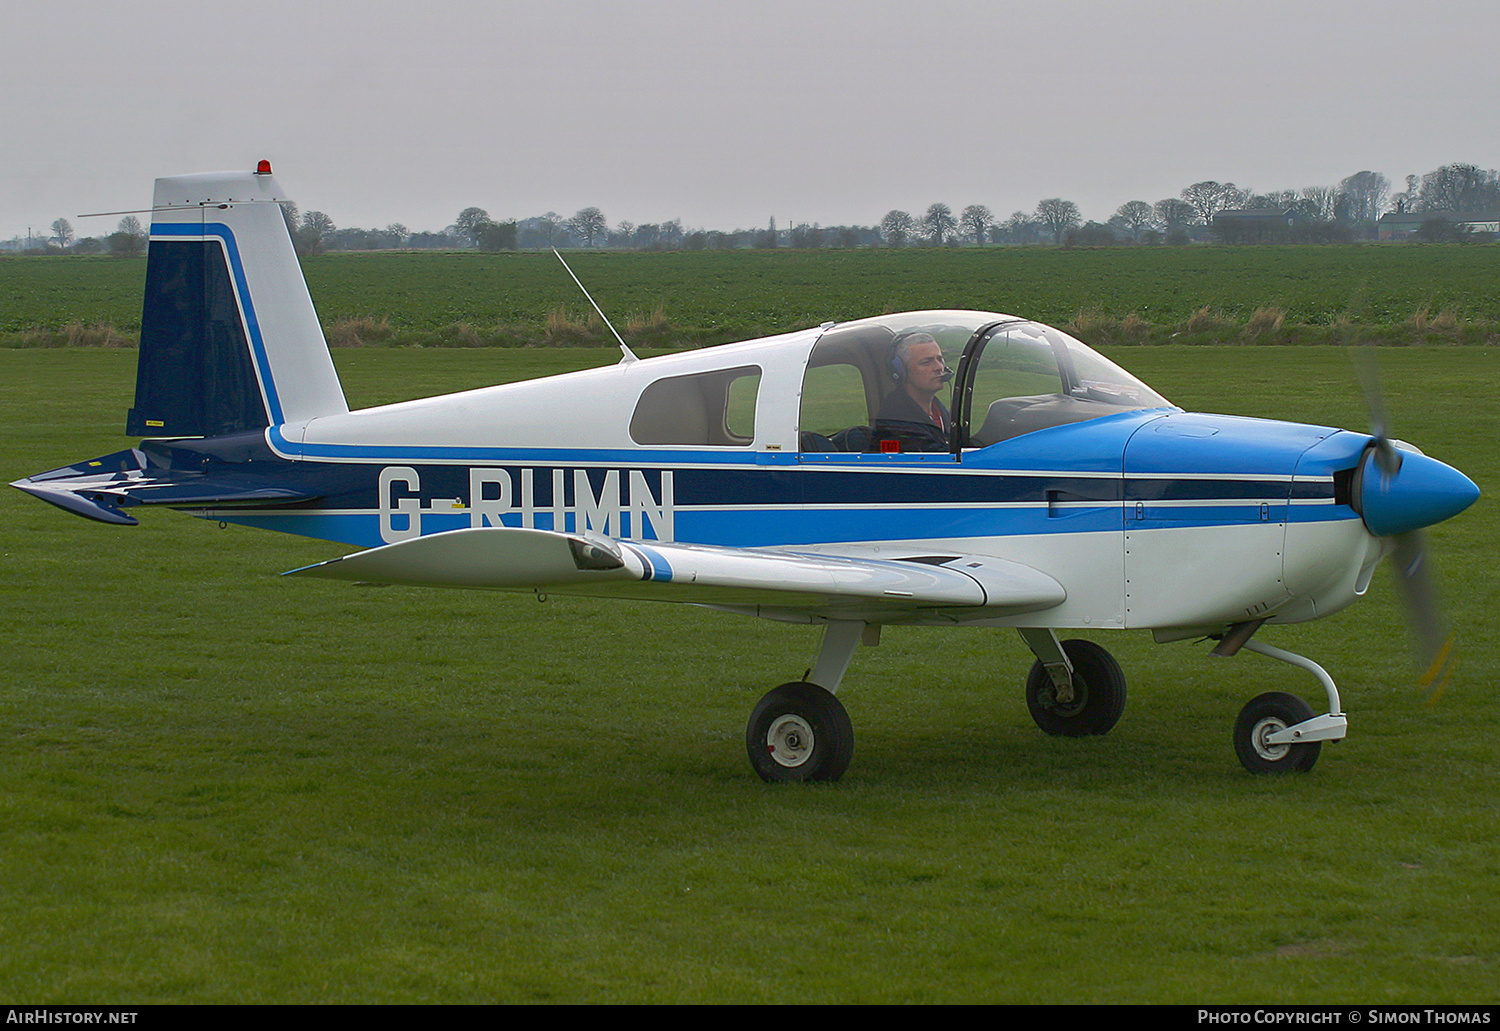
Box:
798, 312, 1170, 452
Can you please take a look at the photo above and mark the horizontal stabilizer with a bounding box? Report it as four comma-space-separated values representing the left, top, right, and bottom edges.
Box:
285, 527, 1067, 619
12, 447, 320, 525
11, 479, 141, 525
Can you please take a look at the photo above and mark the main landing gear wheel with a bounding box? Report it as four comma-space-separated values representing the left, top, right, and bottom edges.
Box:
1025, 638, 1127, 737
746, 682, 853, 783
1233, 691, 1321, 774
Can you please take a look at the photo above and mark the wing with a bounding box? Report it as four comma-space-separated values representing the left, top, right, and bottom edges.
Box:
285, 526, 1066, 622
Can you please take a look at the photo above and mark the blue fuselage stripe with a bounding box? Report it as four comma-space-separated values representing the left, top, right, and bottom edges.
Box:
186, 451, 1346, 549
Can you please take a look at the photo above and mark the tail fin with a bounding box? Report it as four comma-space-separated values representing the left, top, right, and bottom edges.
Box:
126, 162, 348, 437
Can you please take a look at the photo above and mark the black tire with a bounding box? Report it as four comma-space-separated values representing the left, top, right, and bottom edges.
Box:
1234, 691, 1321, 774
1024, 638, 1127, 737
746, 682, 854, 783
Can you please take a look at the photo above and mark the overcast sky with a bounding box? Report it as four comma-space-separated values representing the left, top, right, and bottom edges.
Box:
4, 0, 1498, 240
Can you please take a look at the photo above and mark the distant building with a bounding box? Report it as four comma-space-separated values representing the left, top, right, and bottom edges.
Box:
1377, 210, 1500, 240
1212, 207, 1302, 243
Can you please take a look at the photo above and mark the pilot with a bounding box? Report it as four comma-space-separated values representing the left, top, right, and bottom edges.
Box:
872, 332, 953, 451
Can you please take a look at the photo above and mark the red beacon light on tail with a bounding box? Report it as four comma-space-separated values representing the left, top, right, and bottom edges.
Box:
254, 159, 272, 175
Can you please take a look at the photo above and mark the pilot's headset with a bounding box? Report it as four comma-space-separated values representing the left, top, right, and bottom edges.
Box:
888, 331, 950, 382
888, 331, 923, 382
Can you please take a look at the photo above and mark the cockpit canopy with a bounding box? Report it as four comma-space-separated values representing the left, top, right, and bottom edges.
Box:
799, 311, 1171, 453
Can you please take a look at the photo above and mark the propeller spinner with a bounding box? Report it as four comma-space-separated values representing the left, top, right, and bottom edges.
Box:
1352, 353, 1479, 697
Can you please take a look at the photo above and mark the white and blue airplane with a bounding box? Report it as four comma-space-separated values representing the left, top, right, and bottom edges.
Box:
14, 163, 1480, 782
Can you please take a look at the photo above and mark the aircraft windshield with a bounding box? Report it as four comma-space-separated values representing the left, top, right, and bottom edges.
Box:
797, 312, 1170, 454
961, 321, 1170, 447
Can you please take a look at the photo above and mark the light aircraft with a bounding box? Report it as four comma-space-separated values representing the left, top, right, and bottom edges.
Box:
14, 164, 1480, 782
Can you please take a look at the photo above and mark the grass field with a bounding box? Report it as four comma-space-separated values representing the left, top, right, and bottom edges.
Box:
4, 244, 1499, 348
1, 344, 1495, 1003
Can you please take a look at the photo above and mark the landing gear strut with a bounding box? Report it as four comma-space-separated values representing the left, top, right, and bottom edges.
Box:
745, 620, 868, 783
1221, 637, 1348, 774
1019, 630, 1128, 737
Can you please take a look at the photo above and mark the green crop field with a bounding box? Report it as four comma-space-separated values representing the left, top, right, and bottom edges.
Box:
2, 344, 1495, 1004
4, 244, 1499, 348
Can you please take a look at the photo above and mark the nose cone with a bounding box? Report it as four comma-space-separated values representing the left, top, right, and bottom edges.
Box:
1358, 447, 1480, 537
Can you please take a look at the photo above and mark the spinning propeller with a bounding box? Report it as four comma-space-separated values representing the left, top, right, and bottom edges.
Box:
1353, 351, 1475, 702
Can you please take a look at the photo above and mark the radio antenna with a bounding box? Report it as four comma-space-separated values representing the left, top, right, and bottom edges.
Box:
552, 248, 638, 364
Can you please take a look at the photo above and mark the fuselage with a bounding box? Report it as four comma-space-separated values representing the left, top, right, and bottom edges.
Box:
161, 318, 1404, 632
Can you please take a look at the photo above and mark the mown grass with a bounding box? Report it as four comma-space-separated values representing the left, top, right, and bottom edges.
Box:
4, 245, 1500, 348
1, 346, 1496, 1003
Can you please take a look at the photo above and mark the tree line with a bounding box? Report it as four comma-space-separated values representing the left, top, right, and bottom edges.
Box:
8, 215, 149, 256
365, 162, 1500, 252
10, 162, 1499, 256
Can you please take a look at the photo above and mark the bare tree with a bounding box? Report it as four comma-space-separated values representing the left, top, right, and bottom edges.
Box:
1391, 174, 1421, 214
454, 207, 490, 247
1033, 198, 1081, 244
1251, 189, 1300, 209
109, 215, 146, 257
789, 223, 823, 249
1153, 198, 1198, 234
528, 213, 565, 249
293, 211, 335, 256
1113, 200, 1155, 240
922, 202, 957, 245
960, 204, 993, 245
1417, 163, 1500, 212
1180, 181, 1246, 224
302, 211, 335, 237
1340, 170, 1390, 224
567, 207, 607, 247
1300, 185, 1341, 222
880, 209, 915, 247
997, 210, 1034, 244
633, 223, 661, 249
50, 218, 73, 249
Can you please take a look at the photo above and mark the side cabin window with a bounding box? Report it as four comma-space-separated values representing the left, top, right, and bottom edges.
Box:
630, 365, 761, 446
798, 322, 964, 454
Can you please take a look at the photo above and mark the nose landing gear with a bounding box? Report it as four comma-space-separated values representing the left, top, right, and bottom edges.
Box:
1226, 639, 1348, 774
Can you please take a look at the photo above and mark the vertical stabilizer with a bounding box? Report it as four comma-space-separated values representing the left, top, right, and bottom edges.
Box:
127, 163, 348, 437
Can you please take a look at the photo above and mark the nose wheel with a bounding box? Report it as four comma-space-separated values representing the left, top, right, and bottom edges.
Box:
1225, 639, 1348, 774
1233, 691, 1322, 773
